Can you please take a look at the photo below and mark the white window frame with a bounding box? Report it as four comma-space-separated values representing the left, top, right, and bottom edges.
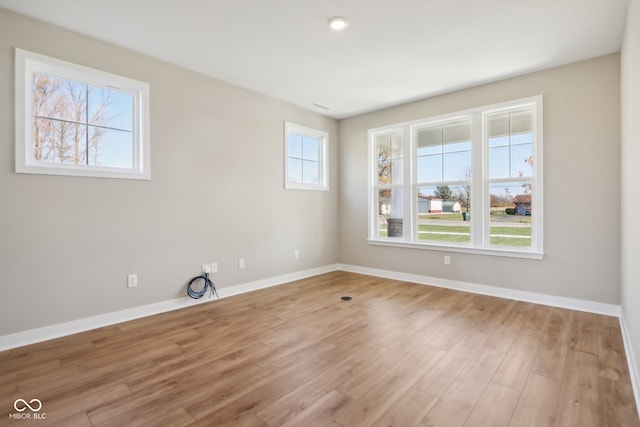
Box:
368, 96, 543, 259
15, 48, 151, 180
284, 121, 329, 191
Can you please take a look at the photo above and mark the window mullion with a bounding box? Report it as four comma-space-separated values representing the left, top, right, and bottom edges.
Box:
403, 125, 413, 241
85, 84, 89, 165
471, 112, 484, 247
531, 100, 543, 251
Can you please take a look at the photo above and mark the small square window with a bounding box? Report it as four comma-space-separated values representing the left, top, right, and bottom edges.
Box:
284, 122, 328, 190
15, 49, 150, 180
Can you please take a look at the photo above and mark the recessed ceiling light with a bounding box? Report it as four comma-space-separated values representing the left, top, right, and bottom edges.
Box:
328, 16, 349, 31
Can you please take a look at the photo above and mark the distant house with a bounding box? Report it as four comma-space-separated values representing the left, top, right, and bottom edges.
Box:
513, 194, 532, 215
443, 201, 462, 213
418, 195, 443, 213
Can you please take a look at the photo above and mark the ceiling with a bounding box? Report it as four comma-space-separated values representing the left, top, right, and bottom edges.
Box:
0, 0, 629, 119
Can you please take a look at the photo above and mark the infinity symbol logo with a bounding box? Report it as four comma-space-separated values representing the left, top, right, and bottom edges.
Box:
13, 399, 42, 412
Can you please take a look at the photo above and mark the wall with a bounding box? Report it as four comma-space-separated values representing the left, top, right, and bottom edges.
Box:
0, 8, 338, 336
339, 54, 621, 304
621, 0, 640, 385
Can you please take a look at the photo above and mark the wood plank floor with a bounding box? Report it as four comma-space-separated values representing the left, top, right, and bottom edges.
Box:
1, 271, 638, 426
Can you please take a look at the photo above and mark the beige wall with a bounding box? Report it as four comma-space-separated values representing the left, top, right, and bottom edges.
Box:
339, 54, 621, 304
621, 0, 640, 376
0, 9, 339, 335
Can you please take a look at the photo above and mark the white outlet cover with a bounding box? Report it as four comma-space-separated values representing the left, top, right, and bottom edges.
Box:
127, 274, 138, 288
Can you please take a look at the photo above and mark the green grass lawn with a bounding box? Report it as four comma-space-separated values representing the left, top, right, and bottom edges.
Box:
490, 236, 532, 246
417, 213, 465, 221
418, 211, 532, 223
417, 224, 471, 233
489, 226, 531, 236
381, 221, 531, 246
418, 233, 471, 243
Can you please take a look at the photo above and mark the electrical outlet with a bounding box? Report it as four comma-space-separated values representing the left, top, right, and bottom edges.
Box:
444, 256, 451, 266
202, 264, 212, 274
238, 258, 245, 269
127, 274, 138, 288
210, 262, 218, 273
294, 250, 300, 260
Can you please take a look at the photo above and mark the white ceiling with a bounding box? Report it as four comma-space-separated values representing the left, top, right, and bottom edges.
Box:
0, 0, 628, 119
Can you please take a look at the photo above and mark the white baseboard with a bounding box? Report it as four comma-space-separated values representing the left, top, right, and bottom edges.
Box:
338, 263, 621, 316
619, 313, 640, 416
0, 264, 340, 352
0, 262, 622, 351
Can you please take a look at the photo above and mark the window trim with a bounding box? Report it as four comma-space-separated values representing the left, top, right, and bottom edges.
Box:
15, 48, 151, 180
284, 121, 329, 191
367, 96, 543, 258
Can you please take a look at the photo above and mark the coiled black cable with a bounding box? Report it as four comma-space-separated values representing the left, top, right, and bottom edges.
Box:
187, 272, 218, 299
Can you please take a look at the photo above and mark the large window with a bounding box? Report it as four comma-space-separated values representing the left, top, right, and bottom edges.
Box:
369, 96, 543, 258
284, 122, 328, 190
15, 49, 150, 180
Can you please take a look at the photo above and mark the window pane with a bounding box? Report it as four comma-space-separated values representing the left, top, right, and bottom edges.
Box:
33, 72, 87, 123
416, 119, 471, 184
417, 185, 470, 243
443, 140, 471, 153
510, 143, 533, 178
302, 136, 319, 162
443, 150, 472, 181
33, 117, 88, 164
377, 159, 403, 185
378, 188, 403, 238
31, 75, 131, 169
489, 146, 510, 179
417, 127, 442, 155
88, 86, 133, 131
510, 110, 532, 134
390, 134, 403, 159
417, 154, 441, 183
489, 135, 510, 148
443, 121, 471, 144
489, 182, 532, 248
88, 127, 133, 168
376, 133, 403, 185
288, 158, 302, 183
488, 109, 534, 180
488, 114, 510, 139
511, 132, 532, 144
302, 160, 319, 184
288, 133, 302, 159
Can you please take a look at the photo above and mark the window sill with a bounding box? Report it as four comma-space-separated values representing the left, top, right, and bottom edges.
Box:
285, 183, 329, 191
367, 239, 544, 260
16, 163, 150, 180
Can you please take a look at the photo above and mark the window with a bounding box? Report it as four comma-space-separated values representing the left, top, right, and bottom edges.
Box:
369, 96, 543, 258
15, 48, 150, 179
285, 122, 328, 190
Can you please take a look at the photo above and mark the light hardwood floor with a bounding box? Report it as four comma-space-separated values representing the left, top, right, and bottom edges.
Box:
1, 271, 638, 426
